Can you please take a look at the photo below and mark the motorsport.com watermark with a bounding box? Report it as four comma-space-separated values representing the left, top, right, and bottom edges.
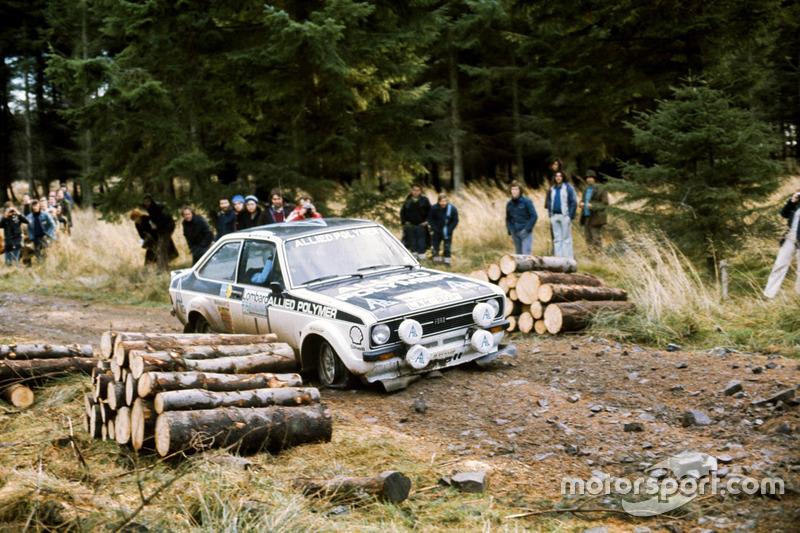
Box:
560, 451, 785, 517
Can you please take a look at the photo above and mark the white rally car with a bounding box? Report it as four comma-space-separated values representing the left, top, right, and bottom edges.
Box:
169, 219, 515, 391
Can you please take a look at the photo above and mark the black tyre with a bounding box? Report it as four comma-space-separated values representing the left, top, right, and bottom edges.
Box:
185, 314, 214, 333
317, 341, 353, 389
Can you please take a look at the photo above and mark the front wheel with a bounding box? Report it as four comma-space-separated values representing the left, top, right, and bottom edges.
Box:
317, 341, 354, 389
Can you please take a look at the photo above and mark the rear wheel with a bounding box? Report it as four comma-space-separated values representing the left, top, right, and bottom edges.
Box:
317, 341, 353, 389
185, 314, 214, 333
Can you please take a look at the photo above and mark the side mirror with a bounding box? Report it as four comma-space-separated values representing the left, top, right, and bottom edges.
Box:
269, 281, 283, 294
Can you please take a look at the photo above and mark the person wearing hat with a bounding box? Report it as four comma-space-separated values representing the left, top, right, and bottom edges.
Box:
237, 195, 262, 230
579, 170, 609, 254
231, 195, 245, 230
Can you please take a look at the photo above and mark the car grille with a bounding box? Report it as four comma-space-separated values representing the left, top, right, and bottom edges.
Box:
384, 298, 500, 345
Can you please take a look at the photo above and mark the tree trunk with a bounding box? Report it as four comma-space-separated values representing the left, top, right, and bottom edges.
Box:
138, 371, 303, 398
450, 46, 464, 193
523, 272, 606, 299
538, 284, 628, 304
543, 301, 637, 334
131, 398, 156, 451
506, 316, 517, 332
514, 271, 538, 304
113, 333, 279, 365
469, 270, 489, 283
0, 357, 96, 383
115, 406, 132, 445
154, 387, 320, 414
129, 349, 296, 380
293, 471, 411, 503
487, 263, 502, 281
1, 384, 34, 408
518, 312, 534, 333
107, 381, 125, 411
154, 403, 333, 457
499, 254, 577, 275
0, 344, 94, 360
534, 320, 548, 335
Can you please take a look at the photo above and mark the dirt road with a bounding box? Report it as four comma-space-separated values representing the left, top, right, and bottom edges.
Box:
1, 292, 798, 531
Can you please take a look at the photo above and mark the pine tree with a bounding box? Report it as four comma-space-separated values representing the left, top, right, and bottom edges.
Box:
607, 82, 783, 264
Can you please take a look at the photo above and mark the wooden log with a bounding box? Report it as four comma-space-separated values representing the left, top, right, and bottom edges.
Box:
538, 284, 628, 304
504, 296, 515, 317
528, 272, 606, 297
106, 418, 115, 441
113, 333, 280, 365
138, 372, 303, 398
499, 254, 578, 275
131, 398, 156, 451
505, 272, 519, 289
171, 343, 289, 360
110, 358, 123, 381
497, 276, 511, 294
543, 301, 637, 334
518, 312, 534, 334
107, 381, 126, 411
508, 288, 517, 301
1, 384, 34, 408
154, 403, 333, 457
101, 421, 108, 441
515, 271, 539, 304
115, 406, 132, 445
94, 373, 114, 400
534, 320, 548, 335
87, 398, 103, 439
125, 373, 138, 406
129, 348, 296, 380
0, 357, 96, 383
506, 316, 517, 332
469, 269, 489, 283
293, 471, 412, 503
486, 263, 502, 282
154, 387, 321, 414
530, 301, 543, 320
92, 363, 111, 379
99, 401, 113, 423
0, 344, 93, 360
100, 332, 117, 360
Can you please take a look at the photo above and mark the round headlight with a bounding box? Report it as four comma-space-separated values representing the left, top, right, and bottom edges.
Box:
371, 324, 391, 345
471, 329, 494, 354
406, 344, 431, 369
472, 302, 495, 328
398, 319, 424, 345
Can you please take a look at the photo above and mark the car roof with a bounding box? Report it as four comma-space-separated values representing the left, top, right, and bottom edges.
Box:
226, 218, 379, 241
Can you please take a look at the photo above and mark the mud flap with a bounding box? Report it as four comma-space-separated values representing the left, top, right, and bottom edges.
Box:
475, 343, 517, 367
380, 375, 422, 393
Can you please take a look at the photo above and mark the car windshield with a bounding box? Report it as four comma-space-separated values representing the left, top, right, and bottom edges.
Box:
285, 226, 415, 286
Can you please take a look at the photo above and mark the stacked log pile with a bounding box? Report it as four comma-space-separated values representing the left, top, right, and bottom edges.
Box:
85, 332, 332, 456
470, 254, 635, 335
0, 343, 95, 408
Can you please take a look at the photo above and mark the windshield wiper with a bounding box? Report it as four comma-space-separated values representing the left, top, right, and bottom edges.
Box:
304, 273, 363, 285
357, 264, 395, 272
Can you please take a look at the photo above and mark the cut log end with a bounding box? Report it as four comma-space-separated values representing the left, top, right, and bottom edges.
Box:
2, 384, 34, 408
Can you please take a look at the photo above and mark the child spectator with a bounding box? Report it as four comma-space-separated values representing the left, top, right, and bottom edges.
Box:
1, 202, 28, 267
427, 194, 459, 264
287, 195, 322, 221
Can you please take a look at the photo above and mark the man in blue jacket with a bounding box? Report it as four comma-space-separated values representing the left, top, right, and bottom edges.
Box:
505, 180, 538, 255
26, 198, 57, 259
544, 171, 577, 259
428, 193, 459, 264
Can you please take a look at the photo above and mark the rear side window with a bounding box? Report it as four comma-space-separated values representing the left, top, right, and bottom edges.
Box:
197, 241, 241, 282
238, 240, 283, 287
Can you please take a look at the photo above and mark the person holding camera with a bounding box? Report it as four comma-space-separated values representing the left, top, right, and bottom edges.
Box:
764, 191, 800, 298
287, 195, 322, 222
1, 203, 29, 267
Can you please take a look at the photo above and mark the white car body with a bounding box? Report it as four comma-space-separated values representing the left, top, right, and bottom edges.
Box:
169, 218, 514, 391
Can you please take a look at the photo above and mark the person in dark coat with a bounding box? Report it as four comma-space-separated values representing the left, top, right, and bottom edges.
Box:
1, 203, 28, 267
400, 184, 431, 260
130, 208, 159, 265
142, 195, 179, 268
26, 199, 57, 260
216, 197, 236, 239
505, 180, 538, 255
427, 194, 459, 264
182, 207, 214, 264
578, 170, 609, 254
237, 195, 262, 230
259, 188, 292, 224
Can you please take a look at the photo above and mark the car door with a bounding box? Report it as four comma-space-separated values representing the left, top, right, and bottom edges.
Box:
235, 239, 284, 335
193, 240, 242, 332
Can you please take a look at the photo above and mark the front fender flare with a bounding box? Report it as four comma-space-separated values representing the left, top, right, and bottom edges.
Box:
299, 321, 370, 376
